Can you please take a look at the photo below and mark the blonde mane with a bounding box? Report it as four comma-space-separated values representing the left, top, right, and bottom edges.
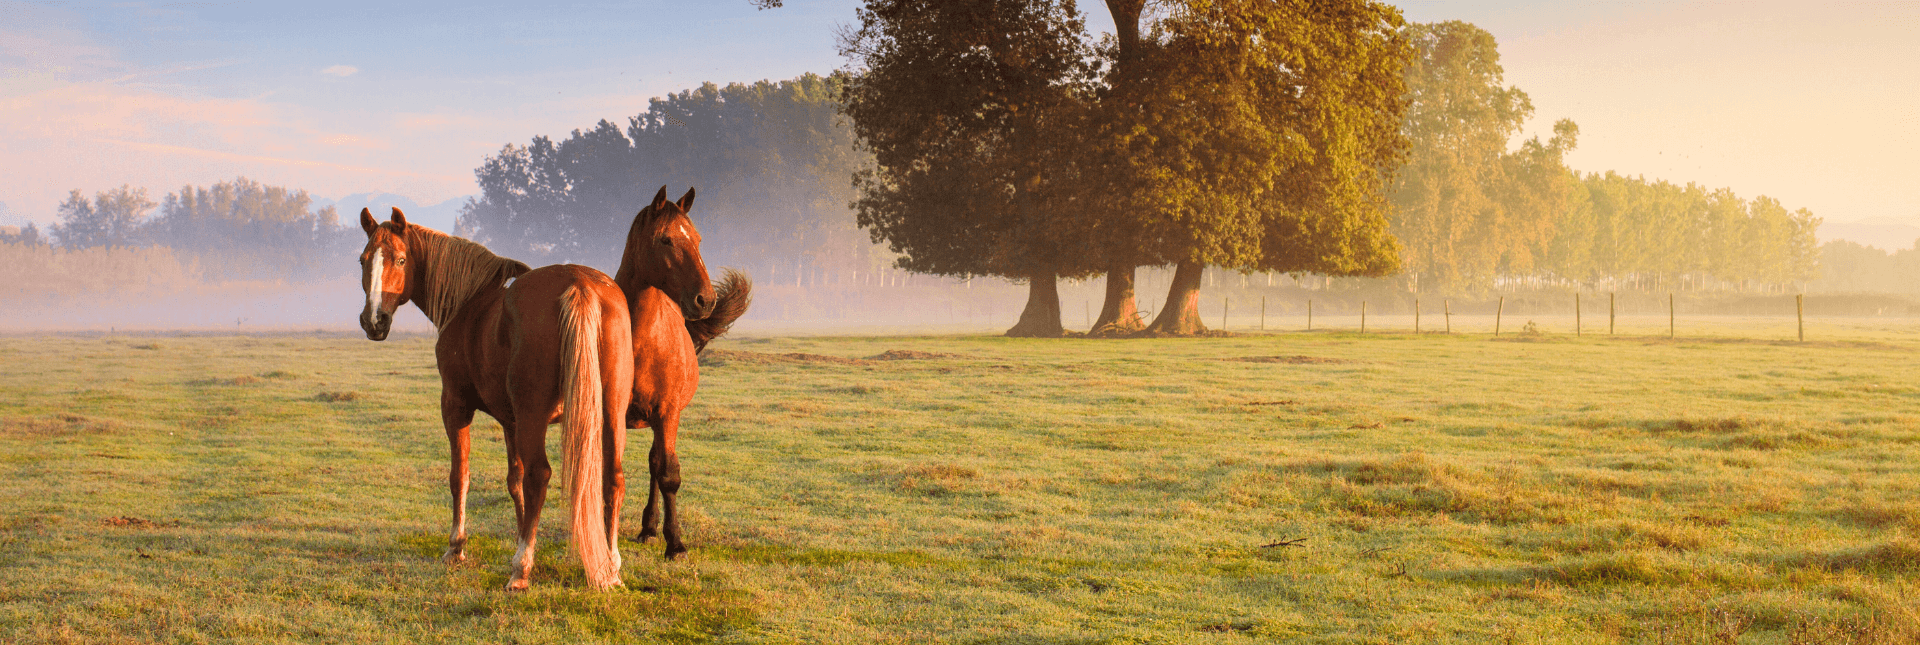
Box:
404, 225, 530, 330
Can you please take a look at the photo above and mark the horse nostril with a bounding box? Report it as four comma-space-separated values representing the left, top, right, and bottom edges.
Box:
694, 294, 710, 309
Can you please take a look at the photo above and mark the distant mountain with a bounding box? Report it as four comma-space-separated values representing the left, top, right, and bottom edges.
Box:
313, 193, 471, 233
1818, 216, 1920, 252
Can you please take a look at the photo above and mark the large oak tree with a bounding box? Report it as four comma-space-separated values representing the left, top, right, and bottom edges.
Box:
838, 0, 1103, 337
1107, 0, 1414, 334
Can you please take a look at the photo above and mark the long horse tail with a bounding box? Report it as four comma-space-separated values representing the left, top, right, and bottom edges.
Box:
558, 286, 619, 589
687, 268, 752, 353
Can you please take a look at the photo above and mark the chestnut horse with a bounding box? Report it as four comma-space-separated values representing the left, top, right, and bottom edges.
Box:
357, 207, 634, 590
614, 187, 751, 558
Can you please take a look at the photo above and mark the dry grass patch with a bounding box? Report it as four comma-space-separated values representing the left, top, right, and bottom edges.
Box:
0, 414, 122, 439
1296, 454, 1596, 525
1790, 539, 1920, 575
1832, 501, 1920, 534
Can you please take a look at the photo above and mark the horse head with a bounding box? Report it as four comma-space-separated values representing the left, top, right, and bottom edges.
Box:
358, 207, 417, 341
616, 186, 716, 321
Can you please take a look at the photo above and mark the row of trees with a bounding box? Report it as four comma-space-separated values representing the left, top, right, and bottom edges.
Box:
456, 3, 1820, 336
31, 178, 352, 282
1387, 22, 1817, 294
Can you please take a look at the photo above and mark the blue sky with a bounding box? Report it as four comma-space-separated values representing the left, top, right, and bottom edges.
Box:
3, 1, 1916, 244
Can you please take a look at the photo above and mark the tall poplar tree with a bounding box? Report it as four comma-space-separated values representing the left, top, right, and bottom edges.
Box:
1389, 21, 1534, 293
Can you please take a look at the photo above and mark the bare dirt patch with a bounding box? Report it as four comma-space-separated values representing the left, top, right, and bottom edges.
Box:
1, 414, 122, 439
1230, 355, 1352, 364
866, 349, 963, 360
102, 516, 179, 529
187, 375, 261, 386
701, 349, 872, 367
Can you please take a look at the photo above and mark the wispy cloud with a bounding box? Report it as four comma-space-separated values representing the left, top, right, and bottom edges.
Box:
320, 65, 358, 77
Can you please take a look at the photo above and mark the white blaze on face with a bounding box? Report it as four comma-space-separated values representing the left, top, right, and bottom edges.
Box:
677, 224, 688, 239
365, 248, 385, 319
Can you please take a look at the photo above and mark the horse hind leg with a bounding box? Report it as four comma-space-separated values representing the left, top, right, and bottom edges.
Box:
505, 411, 554, 591
603, 377, 630, 570
441, 401, 476, 564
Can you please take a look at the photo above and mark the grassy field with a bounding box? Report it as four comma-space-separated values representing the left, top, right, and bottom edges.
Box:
3, 323, 1919, 644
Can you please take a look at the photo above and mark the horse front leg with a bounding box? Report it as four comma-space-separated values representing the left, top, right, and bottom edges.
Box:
440, 400, 476, 564
654, 411, 686, 560
629, 406, 662, 543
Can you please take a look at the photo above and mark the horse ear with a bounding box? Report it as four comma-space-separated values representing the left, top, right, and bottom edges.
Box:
390, 207, 409, 229
677, 187, 695, 212
650, 186, 670, 213
359, 208, 378, 236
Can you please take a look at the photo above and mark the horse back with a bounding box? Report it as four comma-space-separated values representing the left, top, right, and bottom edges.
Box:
440, 265, 630, 424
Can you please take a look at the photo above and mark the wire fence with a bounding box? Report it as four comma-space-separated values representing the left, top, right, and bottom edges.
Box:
1211, 293, 1821, 340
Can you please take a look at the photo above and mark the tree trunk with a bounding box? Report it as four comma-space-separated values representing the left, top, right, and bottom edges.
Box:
1143, 260, 1208, 335
1004, 271, 1065, 337
1088, 260, 1143, 336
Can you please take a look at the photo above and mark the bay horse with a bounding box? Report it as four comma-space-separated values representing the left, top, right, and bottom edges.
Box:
614, 187, 751, 559
357, 207, 634, 590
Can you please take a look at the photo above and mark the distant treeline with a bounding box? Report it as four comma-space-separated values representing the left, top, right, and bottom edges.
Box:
458, 73, 879, 283
1809, 240, 1920, 294
3, 178, 354, 283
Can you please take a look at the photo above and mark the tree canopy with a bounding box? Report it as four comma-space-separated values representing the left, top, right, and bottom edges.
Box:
837, 0, 1414, 335
54, 186, 155, 251
837, 0, 1104, 336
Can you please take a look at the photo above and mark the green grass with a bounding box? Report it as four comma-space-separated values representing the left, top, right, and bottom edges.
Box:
3, 327, 1920, 643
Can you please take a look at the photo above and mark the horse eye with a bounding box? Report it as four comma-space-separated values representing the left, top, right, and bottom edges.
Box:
397, 256, 407, 265
657, 237, 672, 246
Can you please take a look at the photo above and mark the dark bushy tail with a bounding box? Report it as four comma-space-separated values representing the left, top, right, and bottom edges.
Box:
688, 268, 751, 353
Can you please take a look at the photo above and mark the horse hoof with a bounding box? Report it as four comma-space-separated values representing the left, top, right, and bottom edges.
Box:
441, 549, 467, 565
664, 546, 687, 561
505, 578, 531, 592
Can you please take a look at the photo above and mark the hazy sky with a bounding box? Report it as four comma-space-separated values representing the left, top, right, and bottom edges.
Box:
3, 0, 1915, 234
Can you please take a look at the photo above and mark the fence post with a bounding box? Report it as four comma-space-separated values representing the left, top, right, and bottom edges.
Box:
1444, 299, 1452, 334
1261, 296, 1267, 331
1222, 297, 1229, 331
1362, 301, 1368, 333
1669, 293, 1675, 339
1495, 296, 1505, 336
1415, 298, 1421, 334
1576, 294, 1582, 337
1610, 292, 1616, 335
1797, 293, 1805, 342
1308, 299, 1313, 331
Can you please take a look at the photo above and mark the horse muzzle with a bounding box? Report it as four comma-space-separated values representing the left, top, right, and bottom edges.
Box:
361, 310, 393, 341
682, 292, 715, 321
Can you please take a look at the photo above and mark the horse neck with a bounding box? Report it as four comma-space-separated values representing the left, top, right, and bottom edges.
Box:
406, 228, 514, 331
